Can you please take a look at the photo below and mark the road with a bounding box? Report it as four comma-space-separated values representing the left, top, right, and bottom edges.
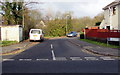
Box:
2, 37, 119, 74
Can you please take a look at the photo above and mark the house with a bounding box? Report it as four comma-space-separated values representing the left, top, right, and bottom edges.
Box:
0, 14, 2, 25
100, 0, 120, 30
36, 20, 46, 28
0, 25, 23, 42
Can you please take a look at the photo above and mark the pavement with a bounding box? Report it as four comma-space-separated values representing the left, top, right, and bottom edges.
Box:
1, 39, 39, 56
1, 37, 120, 58
69, 38, 120, 57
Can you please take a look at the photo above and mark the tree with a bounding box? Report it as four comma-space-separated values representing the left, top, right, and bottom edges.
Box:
71, 12, 104, 32
42, 11, 74, 36
93, 12, 104, 26
0, 0, 23, 25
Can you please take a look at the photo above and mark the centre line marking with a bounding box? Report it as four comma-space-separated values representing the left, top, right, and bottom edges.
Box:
51, 44, 53, 49
51, 50, 56, 60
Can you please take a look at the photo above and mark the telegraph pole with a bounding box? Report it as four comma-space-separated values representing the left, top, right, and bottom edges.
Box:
66, 15, 69, 35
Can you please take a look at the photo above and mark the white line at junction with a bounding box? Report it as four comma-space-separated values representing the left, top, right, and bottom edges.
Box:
51, 50, 56, 60
19, 59, 32, 61
3, 59, 15, 61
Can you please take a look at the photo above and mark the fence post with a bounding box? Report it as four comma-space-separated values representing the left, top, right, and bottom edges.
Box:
107, 38, 109, 46
84, 29, 86, 39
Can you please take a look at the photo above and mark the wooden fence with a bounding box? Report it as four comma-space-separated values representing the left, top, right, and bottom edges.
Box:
85, 29, 120, 39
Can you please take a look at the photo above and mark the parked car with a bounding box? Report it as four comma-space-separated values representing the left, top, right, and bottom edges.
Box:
29, 29, 44, 42
66, 31, 77, 37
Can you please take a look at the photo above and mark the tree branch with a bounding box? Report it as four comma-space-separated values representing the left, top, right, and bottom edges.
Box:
0, 1, 5, 5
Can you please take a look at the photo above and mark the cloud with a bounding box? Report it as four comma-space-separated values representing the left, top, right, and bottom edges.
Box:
30, 0, 115, 18
26, 0, 112, 3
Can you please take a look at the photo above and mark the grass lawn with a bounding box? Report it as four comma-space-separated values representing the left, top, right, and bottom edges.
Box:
80, 39, 120, 48
0, 41, 18, 47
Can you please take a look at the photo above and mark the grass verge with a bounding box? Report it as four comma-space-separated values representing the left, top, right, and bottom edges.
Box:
80, 39, 120, 48
0, 41, 18, 47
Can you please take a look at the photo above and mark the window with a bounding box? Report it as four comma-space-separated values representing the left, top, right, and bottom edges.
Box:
113, 6, 116, 15
31, 30, 40, 34
106, 26, 110, 30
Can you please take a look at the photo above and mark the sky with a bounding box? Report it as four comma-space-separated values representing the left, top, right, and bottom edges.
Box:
28, 0, 115, 18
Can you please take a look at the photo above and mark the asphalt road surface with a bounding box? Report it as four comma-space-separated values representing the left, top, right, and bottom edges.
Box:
2, 37, 119, 75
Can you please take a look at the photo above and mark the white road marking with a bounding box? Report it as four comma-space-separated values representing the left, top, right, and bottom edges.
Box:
84, 57, 99, 60
55, 57, 67, 61
19, 59, 32, 61
51, 50, 56, 60
36, 59, 49, 61
100, 57, 115, 60
51, 44, 53, 49
3, 59, 15, 61
70, 57, 82, 60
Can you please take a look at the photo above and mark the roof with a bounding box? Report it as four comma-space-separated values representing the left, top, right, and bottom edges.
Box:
0, 25, 22, 27
103, 0, 120, 10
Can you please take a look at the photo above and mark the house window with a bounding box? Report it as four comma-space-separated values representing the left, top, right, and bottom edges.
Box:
113, 6, 116, 15
106, 26, 110, 30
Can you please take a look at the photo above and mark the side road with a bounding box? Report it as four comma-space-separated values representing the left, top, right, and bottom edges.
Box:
1, 40, 39, 56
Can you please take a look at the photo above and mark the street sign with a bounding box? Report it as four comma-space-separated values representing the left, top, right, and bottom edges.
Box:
107, 38, 120, 41
107, 38, 120, 46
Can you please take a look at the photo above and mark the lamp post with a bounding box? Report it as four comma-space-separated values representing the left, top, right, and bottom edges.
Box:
66, 15, 69, 35
22, 8, 24, 28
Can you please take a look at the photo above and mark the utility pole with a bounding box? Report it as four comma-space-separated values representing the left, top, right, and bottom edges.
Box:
66, 15, 69, 35
22, 2, 40, 40
22, 6, 24, 28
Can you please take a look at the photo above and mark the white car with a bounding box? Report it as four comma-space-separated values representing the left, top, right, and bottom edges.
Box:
29, 29, 44, 41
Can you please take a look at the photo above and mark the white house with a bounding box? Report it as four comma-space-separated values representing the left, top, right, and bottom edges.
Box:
0, 14, 2, 25
0, 25, 23, 42
100, 0, 120, 30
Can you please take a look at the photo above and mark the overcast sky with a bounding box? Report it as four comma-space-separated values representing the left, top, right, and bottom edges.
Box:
29, 0, 115, 18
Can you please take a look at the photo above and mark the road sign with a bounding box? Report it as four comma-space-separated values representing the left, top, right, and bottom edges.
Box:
107, 38, 120, 46
107, 38, 120, 41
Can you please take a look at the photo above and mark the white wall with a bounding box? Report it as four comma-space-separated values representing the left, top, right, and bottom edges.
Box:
1, 25, 23, 42
118, 4, 120, 30
19, 27, 23, 42
100, 5, 120, 30
111, 6, 119, 29
100, 9, 110, 29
